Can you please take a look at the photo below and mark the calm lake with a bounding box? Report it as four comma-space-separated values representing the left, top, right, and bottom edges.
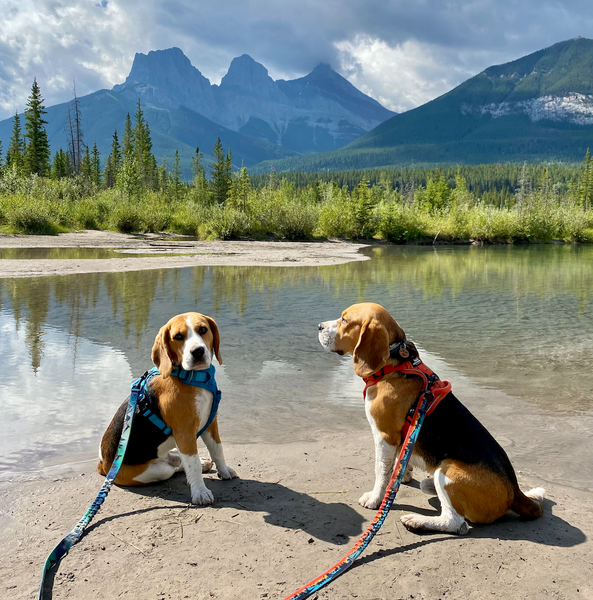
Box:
1, 245, 592, 490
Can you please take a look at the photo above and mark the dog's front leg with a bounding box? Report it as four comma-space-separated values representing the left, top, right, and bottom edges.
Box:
201, 418, 238, 480
174, 430, 214, 505
359, 406, 397, 509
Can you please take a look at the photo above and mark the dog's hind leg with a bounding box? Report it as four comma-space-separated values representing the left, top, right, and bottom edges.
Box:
400, 467, 470, 535
114, 459, 179, 486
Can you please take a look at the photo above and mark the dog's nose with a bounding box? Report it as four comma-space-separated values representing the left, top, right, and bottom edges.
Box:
191, 347, 205, 360
318, 323, 325, 331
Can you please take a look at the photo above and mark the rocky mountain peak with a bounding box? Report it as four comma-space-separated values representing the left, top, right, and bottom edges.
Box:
219, 54, 286, 101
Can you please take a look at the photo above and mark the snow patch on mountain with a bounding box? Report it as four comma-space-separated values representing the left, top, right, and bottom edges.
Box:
461, 93, 593, 125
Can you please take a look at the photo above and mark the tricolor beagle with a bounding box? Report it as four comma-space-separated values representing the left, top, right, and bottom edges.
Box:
318, 302, 545, 534
98, 312, 238, 505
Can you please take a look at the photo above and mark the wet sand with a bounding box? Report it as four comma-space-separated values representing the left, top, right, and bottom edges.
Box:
0, 231, 368, 278
1, 234, 592, 599
1, 432, 591, 600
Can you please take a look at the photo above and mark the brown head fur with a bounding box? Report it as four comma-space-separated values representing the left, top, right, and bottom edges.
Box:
332, 303, 409, 377
151, 312, 222, 378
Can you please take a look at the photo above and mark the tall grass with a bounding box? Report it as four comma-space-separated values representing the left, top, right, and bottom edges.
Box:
1, 169, 592, 243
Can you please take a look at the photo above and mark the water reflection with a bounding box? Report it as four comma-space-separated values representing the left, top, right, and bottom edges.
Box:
0, 245, 592, 486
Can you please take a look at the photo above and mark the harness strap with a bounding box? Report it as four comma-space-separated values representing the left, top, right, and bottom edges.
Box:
138, 365, 221, 438
362, 357, 452, 438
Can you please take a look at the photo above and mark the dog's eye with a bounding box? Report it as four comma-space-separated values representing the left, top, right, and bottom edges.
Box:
341, 317, 347, 324
198, 327, 208, 335
173, 333, 184, 341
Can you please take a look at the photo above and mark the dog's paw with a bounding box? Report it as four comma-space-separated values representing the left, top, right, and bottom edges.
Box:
200, 458, 213, 473
191, 487, 215, 505
358, 491, 382, 509
420, 477, 437, 495
167, 450, 183, 469
400, 513, 470, 535
217, 466, 239, 480
400, 513, 427, 532
402, 467, 414, 484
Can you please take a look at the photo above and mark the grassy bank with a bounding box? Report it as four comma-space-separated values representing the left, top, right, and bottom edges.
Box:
0, 167, 592, 243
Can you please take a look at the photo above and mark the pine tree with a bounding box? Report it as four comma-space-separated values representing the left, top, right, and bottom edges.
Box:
24, 78, 51, 176
80, 145, 91, 179
6, 111, 25, 174
104, 129, 122, 187
51, 149, 69, 179
133, 99, 151, 188
90, 142, 101, 187
123, 113, 134, 159
170, 150, 183, 200
230, 165, 251, 211
210, 137, 231, 205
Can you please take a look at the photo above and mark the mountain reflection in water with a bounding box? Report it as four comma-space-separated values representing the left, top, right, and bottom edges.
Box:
1, 245, 592, 488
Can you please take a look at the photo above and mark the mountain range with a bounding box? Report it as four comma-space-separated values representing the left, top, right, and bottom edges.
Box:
2, 38, 592, 177
254, 37, 593, 173
0, 48, 394, 173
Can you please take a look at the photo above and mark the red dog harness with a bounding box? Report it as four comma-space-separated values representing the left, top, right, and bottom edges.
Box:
362, 357, 452, 439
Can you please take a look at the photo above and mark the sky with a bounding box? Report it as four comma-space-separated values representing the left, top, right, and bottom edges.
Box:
0, 0, 592, 121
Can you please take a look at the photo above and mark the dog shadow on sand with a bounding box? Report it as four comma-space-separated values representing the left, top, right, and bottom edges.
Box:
350, 478, 586, 572
86, 471, 366, 545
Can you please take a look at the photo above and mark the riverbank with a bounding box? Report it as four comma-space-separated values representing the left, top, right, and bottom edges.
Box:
1, 430, 591, 600
0, 231, 368, 278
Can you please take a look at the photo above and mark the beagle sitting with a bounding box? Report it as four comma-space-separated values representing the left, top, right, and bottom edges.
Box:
318, 302, 545, 534
98, 312, 238, 505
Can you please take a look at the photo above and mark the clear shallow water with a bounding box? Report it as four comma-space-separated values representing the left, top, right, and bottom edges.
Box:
1, 245, 592, 489
0, 247, 204, 259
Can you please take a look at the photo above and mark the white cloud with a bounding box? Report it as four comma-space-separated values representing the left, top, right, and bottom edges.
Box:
0, 0, 592, 121
0, 0, 137, 117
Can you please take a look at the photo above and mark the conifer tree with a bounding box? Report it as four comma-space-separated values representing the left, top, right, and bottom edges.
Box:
170, 150, 183, 200
104, 129, 122, 187
6, 111, 25, 173
90, 142, 101, 187
133, 100, 149, 187
122, 113, 134, 159
210, 137, 231, 205
80, 145, 91, 179
51, 149, 69, 179
24, 78, 51, 176
230, 165, 251, 211
190, 147, 208, 201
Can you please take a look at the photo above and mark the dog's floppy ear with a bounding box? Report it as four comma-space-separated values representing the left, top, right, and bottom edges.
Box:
152, 324, 175, 378
353, 317, 391, 378
206, 316, 222, 365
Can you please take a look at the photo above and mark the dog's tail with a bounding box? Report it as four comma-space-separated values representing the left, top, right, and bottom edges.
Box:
511, 486, 545, 519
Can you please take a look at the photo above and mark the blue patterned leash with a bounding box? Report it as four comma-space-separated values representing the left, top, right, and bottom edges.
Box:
37, 369, 156, 600
37, 364, 222, 599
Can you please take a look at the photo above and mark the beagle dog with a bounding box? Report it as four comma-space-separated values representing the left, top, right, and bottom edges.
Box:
318, 302, 545, 534
98, 312, 238, 505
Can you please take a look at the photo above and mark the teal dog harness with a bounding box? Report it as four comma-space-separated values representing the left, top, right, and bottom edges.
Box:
139, 364, 221, 438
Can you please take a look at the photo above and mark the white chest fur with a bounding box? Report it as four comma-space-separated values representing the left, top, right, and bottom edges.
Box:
194, 386, 214, 434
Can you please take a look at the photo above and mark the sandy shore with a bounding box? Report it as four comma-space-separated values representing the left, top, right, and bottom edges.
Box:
0, 231, 368, 278
1, 431, 591, 600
